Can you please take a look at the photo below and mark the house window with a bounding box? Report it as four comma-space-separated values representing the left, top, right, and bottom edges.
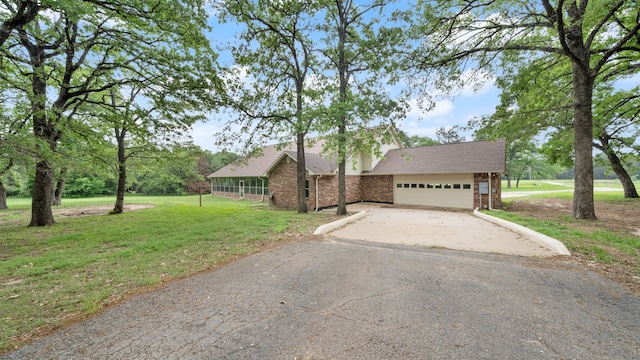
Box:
463, 184, 471, 189
444, 184, 451, 189
453, 184, 461, 189
396, 183, 402, 188
403, 184, 410, 188
411, 183, 417, 188
427, 184, 434, 189
305, 180, 310, 199
212, 177, 268, 195
419, 184, 425, 189
435, 184, 442, 189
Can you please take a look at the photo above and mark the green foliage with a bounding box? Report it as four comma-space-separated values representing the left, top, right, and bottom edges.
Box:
135, 172, 190, 196
131, 147, 203, 196
396, 130, 439, 147
64, 173, 116, 198
1, 0, 223, 225
435, 126, 465, 144
215, 0, 322, 153
2, 166, 30, 197
206, 151, 241, 173
409, 0, 640, 219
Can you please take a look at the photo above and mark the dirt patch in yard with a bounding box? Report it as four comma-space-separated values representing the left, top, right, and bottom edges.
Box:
504, 198, 640, 296
53, 204, 154, 217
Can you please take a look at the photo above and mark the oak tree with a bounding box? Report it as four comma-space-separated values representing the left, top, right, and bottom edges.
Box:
1, 0, 220, 225
410, 0, 640, 219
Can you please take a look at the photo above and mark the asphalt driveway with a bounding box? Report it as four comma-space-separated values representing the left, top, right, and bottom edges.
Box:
3, 239, 639, 359
328, 206, 560, 257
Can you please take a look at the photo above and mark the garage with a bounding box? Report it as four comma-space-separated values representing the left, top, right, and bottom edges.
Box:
394, 174, 474, 209
364, 139, 506, 210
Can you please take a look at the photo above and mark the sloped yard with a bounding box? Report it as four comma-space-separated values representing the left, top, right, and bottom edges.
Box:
0, 196, 336, 354
497, 195, 640, 296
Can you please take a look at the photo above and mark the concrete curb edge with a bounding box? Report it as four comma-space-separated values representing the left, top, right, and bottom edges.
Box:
473, 208, 571, 256
313, 210, 369, 235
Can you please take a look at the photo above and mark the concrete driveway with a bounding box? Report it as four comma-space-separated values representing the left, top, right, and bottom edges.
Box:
327, 205, 560, 257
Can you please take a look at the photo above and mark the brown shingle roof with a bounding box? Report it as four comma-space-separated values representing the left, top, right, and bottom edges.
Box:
207, 140, 328, 178
366, 138, 506, 175
284, 151, 337, 175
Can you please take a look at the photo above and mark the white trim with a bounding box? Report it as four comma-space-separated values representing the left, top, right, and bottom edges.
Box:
488, 172, 492, 210
474, 209, 570, 255
315, 175, 323, 210
313, 210, 368, 235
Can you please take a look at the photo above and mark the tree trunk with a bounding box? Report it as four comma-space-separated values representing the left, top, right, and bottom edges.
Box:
0, 159, 12, 210
296, 132, 308, 213
112, 160, 126, 214
506, 174, 512, 189
336, 124, 347, 215
112, 125, 127, 215
571, 68, 596, 220
566, 3, 597, 220
603, 146, 639, 199
335, 2, 348, 216
0, 180, 7, 210
52, 167, 67, 206
29, 160, 56, 226
27, 40, 58, 226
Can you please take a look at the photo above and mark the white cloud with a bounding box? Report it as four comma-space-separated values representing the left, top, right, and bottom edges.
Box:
406, 98, 454, 122
457, 68, 496, 96
191, 120, 223, 152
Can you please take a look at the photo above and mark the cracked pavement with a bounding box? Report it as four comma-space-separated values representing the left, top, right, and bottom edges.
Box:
3, 239, 639, 359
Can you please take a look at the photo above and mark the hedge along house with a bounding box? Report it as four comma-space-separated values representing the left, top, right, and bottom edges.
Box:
208, 126, 506, 210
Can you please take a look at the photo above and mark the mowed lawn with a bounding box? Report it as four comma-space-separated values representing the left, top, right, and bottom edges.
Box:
0, 195, 336, 353
501, 179, 640, 192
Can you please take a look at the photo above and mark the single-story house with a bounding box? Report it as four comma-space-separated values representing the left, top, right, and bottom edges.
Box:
208, 126, 505, 210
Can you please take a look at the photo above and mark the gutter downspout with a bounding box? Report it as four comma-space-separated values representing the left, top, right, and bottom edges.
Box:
488, 172, 492, 210
259, 177, 265, 202
315, 175, 323, 211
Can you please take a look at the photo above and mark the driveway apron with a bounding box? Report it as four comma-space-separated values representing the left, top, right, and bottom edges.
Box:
3, 240, 638, 359
329, 207, 557, 257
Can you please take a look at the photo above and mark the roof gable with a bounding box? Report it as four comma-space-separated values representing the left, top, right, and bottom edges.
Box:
207, 139, 327, 178
367, 138, 506, 175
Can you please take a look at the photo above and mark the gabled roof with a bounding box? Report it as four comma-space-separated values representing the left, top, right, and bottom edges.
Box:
283, 151, 337, 175
207, 140, 328, 178
366, 138, 506, 175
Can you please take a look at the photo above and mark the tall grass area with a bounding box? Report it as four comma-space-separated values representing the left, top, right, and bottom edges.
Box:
0, 195, 336, 353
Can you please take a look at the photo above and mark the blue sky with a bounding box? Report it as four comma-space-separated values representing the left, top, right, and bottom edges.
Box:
188, 5, 502, 152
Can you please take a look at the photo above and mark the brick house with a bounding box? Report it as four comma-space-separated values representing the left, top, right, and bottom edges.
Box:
208, 126, 505, 210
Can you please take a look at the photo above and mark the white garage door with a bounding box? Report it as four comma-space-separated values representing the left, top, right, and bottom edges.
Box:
394, 174, 474, 209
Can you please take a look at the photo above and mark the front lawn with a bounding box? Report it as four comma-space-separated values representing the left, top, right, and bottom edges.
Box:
0, 195, 336, 354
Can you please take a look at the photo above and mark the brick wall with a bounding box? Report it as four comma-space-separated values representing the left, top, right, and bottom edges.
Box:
473, 172, 502, 209
212, 191, 264, 202
268, 157, 301, 210
314, 175, 362, 209
268, 157, 368, 210
361, 175, 393, 203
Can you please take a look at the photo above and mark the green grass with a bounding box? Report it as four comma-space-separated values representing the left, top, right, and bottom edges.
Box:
502, 179, 572, 192
524, 191, 640, 204
484, 209, 639, 258
501, 179, 640, 192
0, 195, 337, 353
486, 190, 640, 277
